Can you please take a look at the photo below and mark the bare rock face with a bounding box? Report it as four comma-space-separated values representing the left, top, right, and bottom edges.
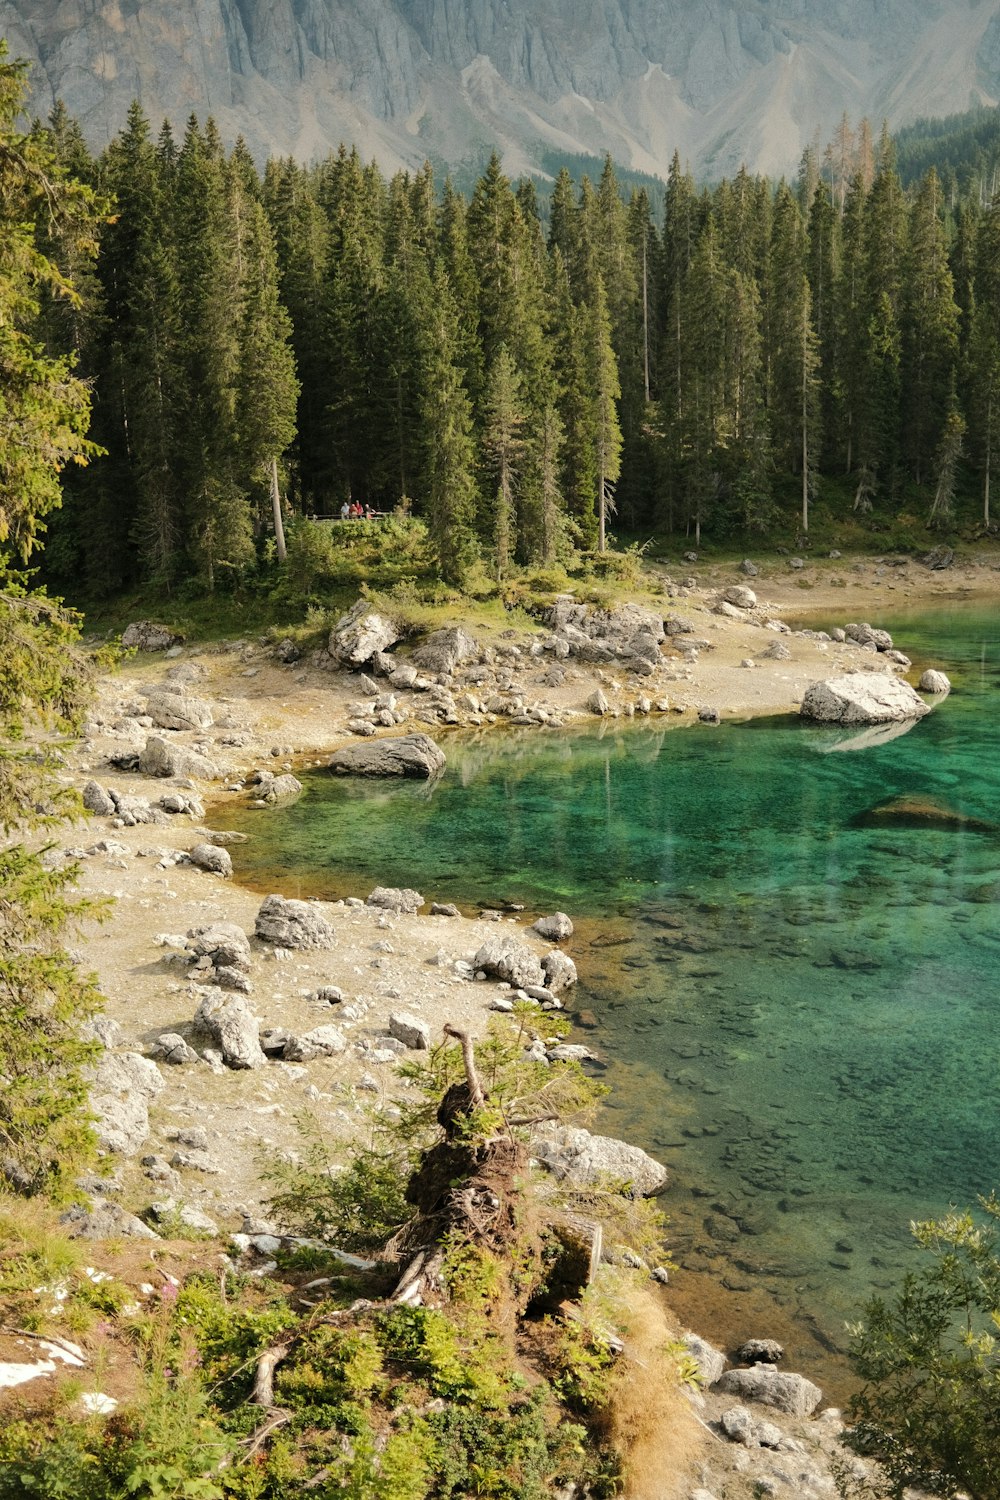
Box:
329, 599, 399, 665
800, 674, 931, 725
532, 1125, 668, 1197
255, 894, 335, 949
121, 621, 182, 652
193, 991, 266, 1069
713, 1366, 822, 1417
411, 626, 479, 675
328, 733, 445, 779
388, 1011, 431, 1049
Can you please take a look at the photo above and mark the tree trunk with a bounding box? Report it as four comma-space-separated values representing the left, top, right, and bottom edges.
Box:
801, 326, 809, 535
985, 395, 993, 529
642, 236, 651, 404
271, 457, 287, 564
598, 462, 606, 553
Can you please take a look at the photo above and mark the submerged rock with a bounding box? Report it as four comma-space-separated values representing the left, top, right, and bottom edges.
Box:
854, 795, 996, 834
328, 733, 445, 779
800, 673, 931, 725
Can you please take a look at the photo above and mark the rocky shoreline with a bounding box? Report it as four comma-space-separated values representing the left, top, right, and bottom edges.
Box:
44, 553, 986, 1497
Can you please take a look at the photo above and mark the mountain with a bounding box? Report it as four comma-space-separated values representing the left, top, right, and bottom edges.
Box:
2, 0, 999, 180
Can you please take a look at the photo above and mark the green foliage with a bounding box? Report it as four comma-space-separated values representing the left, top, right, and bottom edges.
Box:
848, 1193, 1000, 1498
261, 1114, 411, 1252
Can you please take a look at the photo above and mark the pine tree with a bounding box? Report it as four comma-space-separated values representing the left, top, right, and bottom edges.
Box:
586, 275, 623, 553
420, 267, 478, 583
0, 44, 105, 1194
481, 346, 526, 578
902, 170, 960, 484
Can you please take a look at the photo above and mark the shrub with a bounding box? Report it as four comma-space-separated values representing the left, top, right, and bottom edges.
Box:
848, 1194, 1000, 1499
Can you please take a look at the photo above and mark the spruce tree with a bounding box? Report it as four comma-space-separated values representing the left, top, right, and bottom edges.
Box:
420, 267, 478, 583
0, 45, 104, 1194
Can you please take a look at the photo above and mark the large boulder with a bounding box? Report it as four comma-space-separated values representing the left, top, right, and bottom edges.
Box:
542, 950, 578, 992
531, 912, 574, 942
532, 1125, 668, 1198
721, 585, 757, 610
189, 843, 233, 878
411, 627, 479, 675
193, 991, 265, 1069
473, 932, 546, 990
713, 1366, 822, 1417
255, 894, 335, 950
283, 1025, 347, 1061
186, 923, 252, 971
138, 736, 219, 781
144, 690, 214, 732
328, 734, 445, 780
121, 621, 182, 652
800, 674, 931, 725
89, 1052, 165, 1156
367, 886, 424, 914
82, 781, 116, 816
329, 600, 400, 665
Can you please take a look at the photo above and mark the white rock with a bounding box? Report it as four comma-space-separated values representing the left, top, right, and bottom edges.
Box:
918, 669, 951, 693
800, 673, 931, 725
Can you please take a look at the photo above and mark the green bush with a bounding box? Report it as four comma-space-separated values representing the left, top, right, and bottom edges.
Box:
848, 1193, 1000, 1498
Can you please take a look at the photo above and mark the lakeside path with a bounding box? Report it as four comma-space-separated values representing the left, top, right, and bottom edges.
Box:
39, 551, 999, 1494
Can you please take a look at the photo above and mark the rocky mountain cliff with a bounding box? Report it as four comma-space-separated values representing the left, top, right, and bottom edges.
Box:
2, 0, 998, 179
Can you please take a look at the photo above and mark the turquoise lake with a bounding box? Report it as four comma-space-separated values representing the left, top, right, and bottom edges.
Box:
220, 601, 1000, 1387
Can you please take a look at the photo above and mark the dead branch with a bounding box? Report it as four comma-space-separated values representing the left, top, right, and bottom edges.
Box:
252, 1341, 293, 1408
443, 1023, 485, 1111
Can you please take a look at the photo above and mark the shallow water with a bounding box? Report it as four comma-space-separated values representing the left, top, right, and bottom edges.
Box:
218, 601, 1000, 1384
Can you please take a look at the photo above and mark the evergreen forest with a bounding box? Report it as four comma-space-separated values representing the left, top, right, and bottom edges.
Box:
26, 98, 1000, 596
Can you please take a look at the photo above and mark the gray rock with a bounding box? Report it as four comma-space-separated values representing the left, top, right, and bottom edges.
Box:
82, 780, 115, 816
107, 791, 157, 826
160, 792, 204, 815
542, 949, 578, 992
762, 641, 791, 661
255, 894, 335, 949
62, 1199, 160, 1240
149, 1033, 200, 1065
683, 1331, 727, 1386
722, 585, 757, 609
845, 621, 893, 651
121, 621, 181, 652
328, 733, 445, 779
89, 1052, 165, 1156
80, 1016, 123, 1048
276, 637, 300, 663
260, 773, 302, 804
714, 1367, 822, 1417
531, 912, 574, 941
919, 669, 951, 693
144, 690, 214, 731
756, 1420, 783, 1448
138, 735, 218, 780
388, 1011, 431, 1049
189, 843, 233, 878
146, 1198, 219, 1236
194, 991, 266, 1069
412, 626, 479, 674
698, 707, 721, 724
329, 599, 399, 664
720, 1405, 758, 1446
740, 559, 759, 576
473, 932, 546, 990
367, 885, 423, 914
532, 1125, 667, 1197
587, 688, 611, 715
431, 902, 460, 917
283, 1024, 347, 1060
737, 1338, 785, 1365
801, 674, 931, 725
186, 922, 252, 971
923, 545, 954, 570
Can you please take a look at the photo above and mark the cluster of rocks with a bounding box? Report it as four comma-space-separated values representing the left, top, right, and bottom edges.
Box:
81, 779, 205, 826
541, 597, 666, 676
